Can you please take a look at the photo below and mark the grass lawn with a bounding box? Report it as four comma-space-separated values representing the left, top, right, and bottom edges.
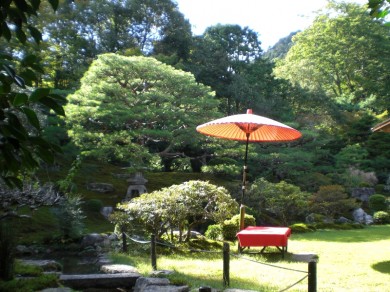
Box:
112, 225, 390, 292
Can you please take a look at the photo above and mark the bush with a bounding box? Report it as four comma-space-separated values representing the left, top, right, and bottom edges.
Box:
373, 211, 390, 224
84, 199, 103, 213
369, 194, 388, 212
205, 224, 223, 241
222, 214, 256, 241
289, 223, 315, 233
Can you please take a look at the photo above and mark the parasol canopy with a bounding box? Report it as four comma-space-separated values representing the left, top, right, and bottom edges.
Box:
196, 109, 302, 142
372, 118, 390, 133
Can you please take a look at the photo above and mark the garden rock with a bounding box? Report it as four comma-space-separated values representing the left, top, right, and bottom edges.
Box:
101, 206, 114, 218
15, 245, 34, 255
351, 187, 375, 202
20, 259, 62, 272
87, 183, 115, 193
81, 233, 110, 248
353, 208, 374, 224
150, 269, 175, 276
335, 216, 351, 224
101, 264, 138, 274
133, 277, 189, 292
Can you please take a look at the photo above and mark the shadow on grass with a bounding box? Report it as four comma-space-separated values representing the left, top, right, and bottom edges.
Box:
371, 261, 390, 274
291, 225, 390, 243
166, 270, 276, 292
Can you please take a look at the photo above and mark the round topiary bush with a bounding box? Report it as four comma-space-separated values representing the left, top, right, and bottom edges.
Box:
205, 224, 223, 241
222, 213, 256, 241
369, 194, 387, 212
373, 211, 390, 224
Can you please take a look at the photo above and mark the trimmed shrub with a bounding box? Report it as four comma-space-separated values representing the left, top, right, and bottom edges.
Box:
222, 214, 256, 241
205, 224, 223, 241
289, 223, 315, 233
369, 194, 387, 212
373, 211, 390, 224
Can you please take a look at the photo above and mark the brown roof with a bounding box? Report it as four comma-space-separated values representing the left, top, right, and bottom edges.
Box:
372, 118, 390, 133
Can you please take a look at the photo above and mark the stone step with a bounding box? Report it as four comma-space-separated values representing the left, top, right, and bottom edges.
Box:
59, 272, 141, 290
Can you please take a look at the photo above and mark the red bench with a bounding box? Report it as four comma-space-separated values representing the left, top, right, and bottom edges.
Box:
236, 226, 291, 257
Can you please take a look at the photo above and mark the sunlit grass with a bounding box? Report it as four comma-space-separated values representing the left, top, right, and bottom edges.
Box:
111, 225, 390, 291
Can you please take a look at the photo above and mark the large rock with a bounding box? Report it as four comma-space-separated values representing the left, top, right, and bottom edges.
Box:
351, 187, 375, 202
133, 277, 189, 292
87, 183, 115, 193
81, 233, 110, 248
100, 206, 114, 218
20, 259, 62, 272
101, 264, 138, 274
353, 208, 373, 225
60, 273, 141, 289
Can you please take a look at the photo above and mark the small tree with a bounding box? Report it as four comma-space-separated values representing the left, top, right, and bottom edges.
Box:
309, 185, 359, 219
248, 178, 311, 225
116, 180, 238, 242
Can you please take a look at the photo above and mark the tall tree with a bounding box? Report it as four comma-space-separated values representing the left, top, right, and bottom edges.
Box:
65, 53, 219, 170
30, 0, 192, 89
275, 1, 390, 111
187, 24, 263, 114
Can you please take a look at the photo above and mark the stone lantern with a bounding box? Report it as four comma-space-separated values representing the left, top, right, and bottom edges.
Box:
124, 172, 148, 201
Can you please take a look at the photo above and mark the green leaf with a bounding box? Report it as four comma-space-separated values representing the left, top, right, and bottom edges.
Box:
22, 107, 41, 130
30, 0, 41, 10
16, 28, 27, 44
29, 88, 51, 102
13, 93, 28, 106
39, 96, 66, 116
48, 0, 59, 11
14, 75, 26, 88
21, 147, 39, 169
27, 25, 42, 44
2, 64, 16, 78
21, 54, 39, 66
1, 23, 12, 41
0, 82, 11, 94
48, 93, 67, 103
6, 113, 29, 140
19, 69, 37, 85
36, 146, 54, 163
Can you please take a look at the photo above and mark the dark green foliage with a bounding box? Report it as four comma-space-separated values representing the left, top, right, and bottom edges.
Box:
84, 199, 103, 213
52, 196, 85, 240
0, 221, 15, 280
0, 0, 66, 188
369, 194, 388, 212
373, 211, 390, 224
309, 185, 359, 219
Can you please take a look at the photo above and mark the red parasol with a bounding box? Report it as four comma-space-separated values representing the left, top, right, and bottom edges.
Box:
196, 109, 302, 230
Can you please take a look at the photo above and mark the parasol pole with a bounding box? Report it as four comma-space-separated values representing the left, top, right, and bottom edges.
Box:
239, 133, 250, 231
